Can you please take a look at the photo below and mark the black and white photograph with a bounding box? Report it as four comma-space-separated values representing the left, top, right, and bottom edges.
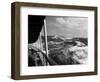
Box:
28, 15, 88, 66
11, 2, 97, 79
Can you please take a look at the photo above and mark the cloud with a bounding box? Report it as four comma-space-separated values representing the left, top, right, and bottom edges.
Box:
56, 18, 66, 24
46, 16, 88, 37
56, 17, 87, 29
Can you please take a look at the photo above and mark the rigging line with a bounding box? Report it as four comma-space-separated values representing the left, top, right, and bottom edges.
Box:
40, 30, 44, 65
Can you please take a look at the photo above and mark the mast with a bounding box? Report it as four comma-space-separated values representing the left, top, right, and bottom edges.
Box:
44, 19, 49, 65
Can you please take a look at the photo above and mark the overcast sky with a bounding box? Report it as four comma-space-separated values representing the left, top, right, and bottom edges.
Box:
45, 16, 88, 38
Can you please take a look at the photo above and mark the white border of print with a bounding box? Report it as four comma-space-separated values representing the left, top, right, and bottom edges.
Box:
20, 6, 95, 75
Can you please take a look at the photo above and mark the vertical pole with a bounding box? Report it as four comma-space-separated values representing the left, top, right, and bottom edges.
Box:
44, 19, 49, 65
